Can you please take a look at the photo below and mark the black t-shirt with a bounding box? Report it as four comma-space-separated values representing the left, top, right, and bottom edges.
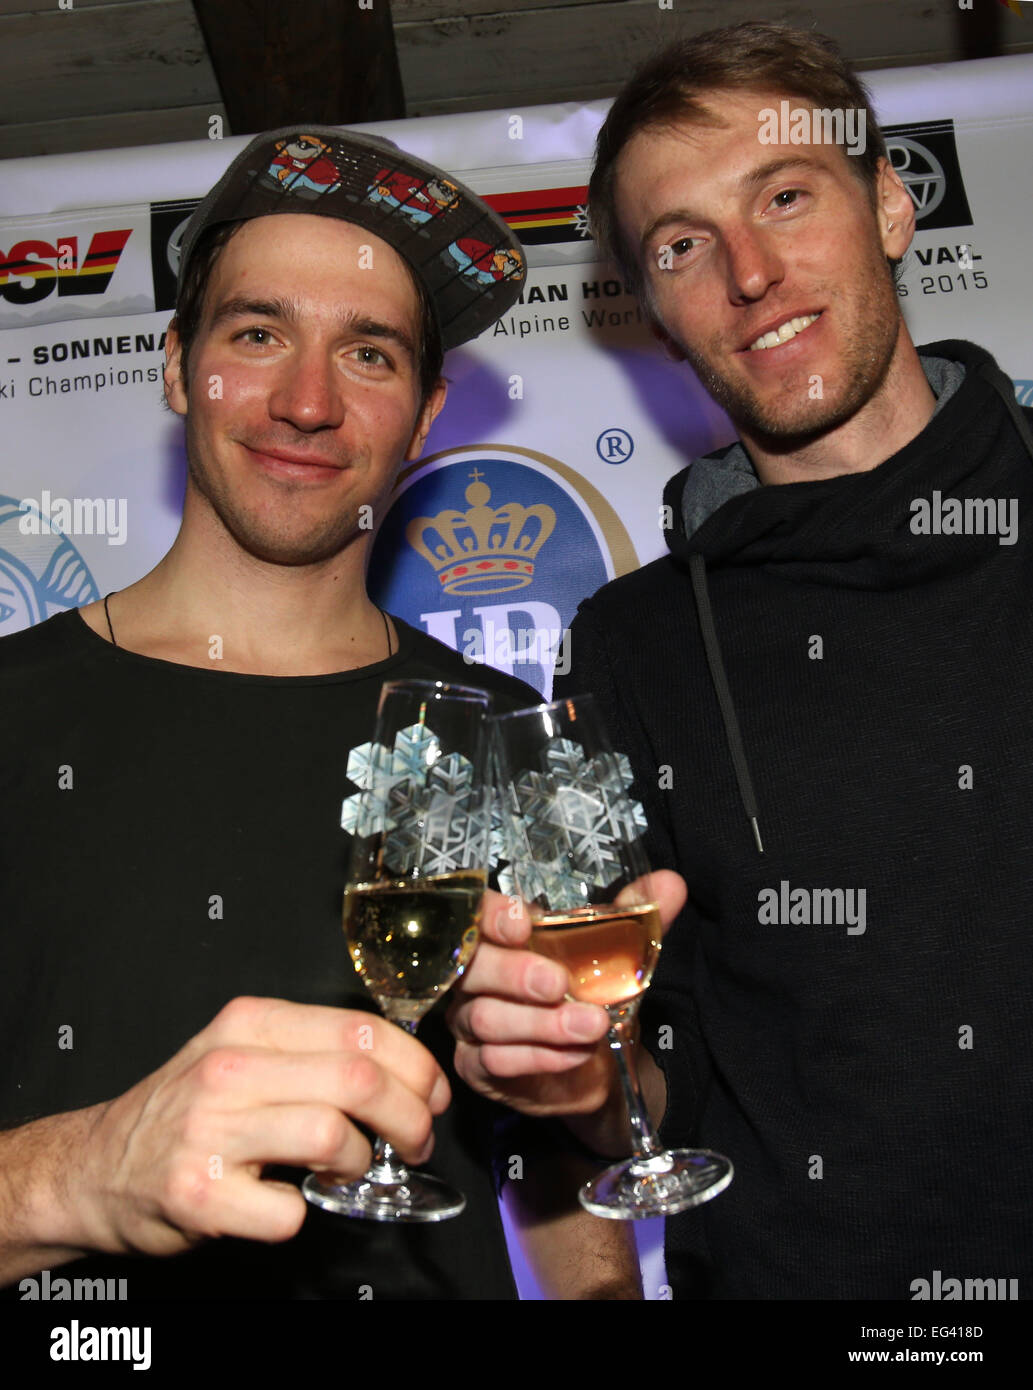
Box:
0, 609, 538, 1300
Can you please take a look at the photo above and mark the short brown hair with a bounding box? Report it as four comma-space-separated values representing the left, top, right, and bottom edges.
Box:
589, 21, 895, 298
171, 220, 445, 406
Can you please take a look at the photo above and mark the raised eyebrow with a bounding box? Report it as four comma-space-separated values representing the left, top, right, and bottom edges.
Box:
639, 157, 820, 253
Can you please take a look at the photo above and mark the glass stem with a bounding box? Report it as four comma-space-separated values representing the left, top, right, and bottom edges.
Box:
365, 1015, 421, 1182
367, 1136, 407, 1183
607, 1009, 663, 1162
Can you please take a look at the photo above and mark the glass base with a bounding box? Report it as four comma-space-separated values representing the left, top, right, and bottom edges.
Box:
580, 1148, 733, 1219
303, 1169, 466, 1223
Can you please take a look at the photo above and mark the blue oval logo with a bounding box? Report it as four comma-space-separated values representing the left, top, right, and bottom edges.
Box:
369, 452, 633, 697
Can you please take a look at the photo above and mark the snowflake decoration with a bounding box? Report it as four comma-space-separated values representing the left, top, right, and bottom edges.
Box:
495, 737, 648, 909
572, 203, 593, 239
341, 731, 646, 900
340, 724, 488, 876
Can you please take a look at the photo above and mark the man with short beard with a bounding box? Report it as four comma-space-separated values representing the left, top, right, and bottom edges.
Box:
451, 23, 1033, 1299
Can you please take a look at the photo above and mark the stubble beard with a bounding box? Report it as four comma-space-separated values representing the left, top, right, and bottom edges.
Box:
671, 258, 903, 449
185, 430, 371, 568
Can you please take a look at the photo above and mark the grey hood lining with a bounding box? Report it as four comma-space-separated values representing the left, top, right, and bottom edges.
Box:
681, 356, 967, 539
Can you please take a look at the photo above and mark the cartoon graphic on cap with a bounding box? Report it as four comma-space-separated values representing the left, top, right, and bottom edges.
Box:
262, 135, 342, 196
367, 169, 460, 225
446, 237, 525, 287
180, 125, 528, 349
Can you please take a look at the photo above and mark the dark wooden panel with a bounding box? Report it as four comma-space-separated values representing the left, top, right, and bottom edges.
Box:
1, 0, 1030, 158
0, 102, 228, 160
397, 0, 604, 16
0, 0, 218, 123
0, 0, 137, 14
193, 0, 404, 131
396, 0, 1033, 114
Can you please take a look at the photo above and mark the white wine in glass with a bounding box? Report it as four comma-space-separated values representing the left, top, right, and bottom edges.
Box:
344, 871, 485, 1027
303, 679, 492, 1223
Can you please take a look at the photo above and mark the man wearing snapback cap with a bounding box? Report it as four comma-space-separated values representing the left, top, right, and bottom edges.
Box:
0, 128, 639, 1300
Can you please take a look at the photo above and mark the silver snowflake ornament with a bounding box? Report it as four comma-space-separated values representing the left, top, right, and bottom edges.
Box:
341, 728, 647, 901
497, 736, 649, 907
341, 725, 489, 877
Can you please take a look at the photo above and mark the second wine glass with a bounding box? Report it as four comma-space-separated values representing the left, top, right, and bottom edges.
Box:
492, 694, 733, 1219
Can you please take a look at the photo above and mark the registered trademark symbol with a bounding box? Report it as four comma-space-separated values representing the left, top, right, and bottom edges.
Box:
596, 428, 634, 464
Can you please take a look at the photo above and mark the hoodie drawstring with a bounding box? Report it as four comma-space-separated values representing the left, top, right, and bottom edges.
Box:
689, 551, 764, 855
686, 364, 1033, 859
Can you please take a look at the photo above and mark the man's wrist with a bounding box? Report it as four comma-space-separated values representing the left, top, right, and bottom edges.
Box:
0, 1106, 108, 1284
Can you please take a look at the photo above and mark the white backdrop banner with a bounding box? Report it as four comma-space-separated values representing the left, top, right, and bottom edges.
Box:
1, 54, 1032, 700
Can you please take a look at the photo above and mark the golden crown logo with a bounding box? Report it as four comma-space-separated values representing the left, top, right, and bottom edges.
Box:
406, 469, 556, 595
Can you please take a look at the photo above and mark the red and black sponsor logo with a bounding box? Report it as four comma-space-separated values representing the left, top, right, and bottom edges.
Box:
0, 229, 132, 304
482, 185, 590, 245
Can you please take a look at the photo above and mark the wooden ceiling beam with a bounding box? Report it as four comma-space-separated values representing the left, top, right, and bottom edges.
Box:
191, 0, 405, 135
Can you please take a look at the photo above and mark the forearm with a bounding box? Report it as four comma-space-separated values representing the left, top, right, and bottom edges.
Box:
500, 1041, 666, 1300
0, 1106, 105, 1287
504, 1146, 642, 1300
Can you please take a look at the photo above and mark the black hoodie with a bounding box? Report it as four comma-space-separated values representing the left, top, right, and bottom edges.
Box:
555, 340, 1033, 1299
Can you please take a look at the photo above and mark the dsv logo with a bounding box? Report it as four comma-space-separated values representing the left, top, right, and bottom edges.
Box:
0, 229, 132, 304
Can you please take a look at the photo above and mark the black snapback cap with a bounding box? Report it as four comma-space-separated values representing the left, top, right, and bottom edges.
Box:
177, 125, 526, 350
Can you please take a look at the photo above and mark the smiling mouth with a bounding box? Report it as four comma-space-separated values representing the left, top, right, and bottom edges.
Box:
746, 311, 822, 352
243, 445, 344, 477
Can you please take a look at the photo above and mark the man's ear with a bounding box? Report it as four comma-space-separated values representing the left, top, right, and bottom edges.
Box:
405, 377, 449, 462
874, 156, 916, 261
163, 319, 188, 417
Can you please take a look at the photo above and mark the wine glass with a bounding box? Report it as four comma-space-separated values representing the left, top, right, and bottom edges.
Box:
303, 679, 492, 1222
491, 694, 733, 1218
